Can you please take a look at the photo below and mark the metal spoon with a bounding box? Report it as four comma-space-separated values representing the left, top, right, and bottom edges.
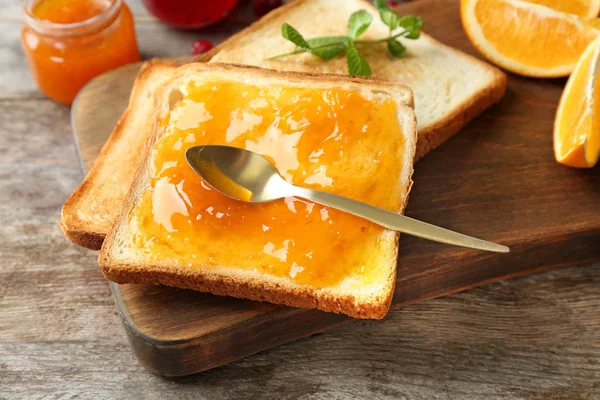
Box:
186, 145, 509, 253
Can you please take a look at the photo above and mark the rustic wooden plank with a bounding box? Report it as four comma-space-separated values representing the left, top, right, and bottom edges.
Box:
0, 21, 41, 98
0, 99, 120, 346
1, 0, 600, 397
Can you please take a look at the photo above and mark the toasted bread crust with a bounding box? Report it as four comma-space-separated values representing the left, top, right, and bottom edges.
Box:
153, 61, 414, 105
60, 218, 105, 250
60, 59, 180, 250
99, 256, 396, 320
98, 62, 417, 319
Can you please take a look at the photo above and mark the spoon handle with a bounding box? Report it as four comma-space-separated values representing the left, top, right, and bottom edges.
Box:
291, 186, 509, 253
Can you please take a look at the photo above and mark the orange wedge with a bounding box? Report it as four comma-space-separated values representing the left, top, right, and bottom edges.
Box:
554, 36, 600, 168
522, 0, 600, 18
461, 0, 600, 77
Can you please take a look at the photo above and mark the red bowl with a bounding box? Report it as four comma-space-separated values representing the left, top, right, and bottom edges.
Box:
141, 0, 239, 29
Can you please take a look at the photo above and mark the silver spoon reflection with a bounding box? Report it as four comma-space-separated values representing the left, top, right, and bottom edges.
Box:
186, 145, 509, 253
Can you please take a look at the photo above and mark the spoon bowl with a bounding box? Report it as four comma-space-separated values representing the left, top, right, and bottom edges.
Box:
185, 145, 509, 253
186, 145, 290, 203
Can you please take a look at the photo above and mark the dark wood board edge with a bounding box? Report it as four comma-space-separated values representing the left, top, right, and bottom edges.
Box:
117, 293, 349, 376
394, 228, 600, 306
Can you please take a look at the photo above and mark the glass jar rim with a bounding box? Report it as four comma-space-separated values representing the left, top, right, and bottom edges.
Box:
22, 0, 122, 36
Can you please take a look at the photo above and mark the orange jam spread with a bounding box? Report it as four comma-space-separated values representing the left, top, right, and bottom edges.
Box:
21, 0, 140, 105
128, 80, 407, 288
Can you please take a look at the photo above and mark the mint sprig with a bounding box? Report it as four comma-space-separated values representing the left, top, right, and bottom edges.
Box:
281, 23, 310, 49
387, 40, 406, 57
346, 45, 372, 76
265, 0, 424, 77
347, 10, 373, 40
307, 36, 348, 60
374, 0, 390, 10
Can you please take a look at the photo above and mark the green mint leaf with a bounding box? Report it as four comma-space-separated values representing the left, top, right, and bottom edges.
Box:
374, 0, 390, 10
311, 45, 346, 60
415, 16, 424, 29
379, 10, 398, 31
306, 36, 348, 47
387, 40, 406, 57
347, 10, 373, 40
307, 36, 348, 60
398, 15, 418, 30
398, 15, 423, 39
281, 23, 311, 49
346, 46, 372, 77
404, 29, 421, 39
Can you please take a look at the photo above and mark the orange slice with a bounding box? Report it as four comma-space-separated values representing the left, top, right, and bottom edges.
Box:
522, 0, 600, 18
461, 0, 600, 77
554, 36, 600, 168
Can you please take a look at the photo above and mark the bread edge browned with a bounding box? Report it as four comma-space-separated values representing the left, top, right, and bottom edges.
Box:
60, 59, 180, 250
99, 247, 399, 320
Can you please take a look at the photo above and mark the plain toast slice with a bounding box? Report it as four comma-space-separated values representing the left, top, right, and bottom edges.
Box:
99, 63, 417, 319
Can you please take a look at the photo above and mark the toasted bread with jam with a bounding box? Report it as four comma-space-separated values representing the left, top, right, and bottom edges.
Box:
61, 0, 506, 252
98, 63, 417, 319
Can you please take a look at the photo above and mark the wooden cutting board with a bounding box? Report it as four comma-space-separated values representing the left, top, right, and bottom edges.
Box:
72, 0, 600, 376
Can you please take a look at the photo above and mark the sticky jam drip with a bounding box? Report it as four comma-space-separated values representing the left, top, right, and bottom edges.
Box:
129, 80, 406, 288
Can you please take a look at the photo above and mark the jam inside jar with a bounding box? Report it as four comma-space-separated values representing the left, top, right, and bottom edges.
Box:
21, 0, 140, 105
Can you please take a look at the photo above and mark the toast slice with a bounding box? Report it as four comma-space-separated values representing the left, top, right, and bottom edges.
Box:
61, 0, 506, 251
209, 0, 507, 159
99, 63, 417, 319
61, 59, 179, 249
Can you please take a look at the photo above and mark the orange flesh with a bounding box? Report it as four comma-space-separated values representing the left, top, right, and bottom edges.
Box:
21, 0, 140, 104
555, 39, 600, 167
474, 0, 598, 69
128, 81, 406, 288
522, 0, 595, 16
587, 76, 600, 164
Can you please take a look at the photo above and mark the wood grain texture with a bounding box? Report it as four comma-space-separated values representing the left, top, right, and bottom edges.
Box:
68, 0, 600, 376
1, 0, 600, 398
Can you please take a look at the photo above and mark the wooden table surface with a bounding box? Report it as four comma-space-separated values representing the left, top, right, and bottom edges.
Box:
1, 1, 599, 398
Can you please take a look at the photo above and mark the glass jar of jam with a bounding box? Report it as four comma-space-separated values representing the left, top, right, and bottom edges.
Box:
141, 0, 239, 29
21, 0, 140, 105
